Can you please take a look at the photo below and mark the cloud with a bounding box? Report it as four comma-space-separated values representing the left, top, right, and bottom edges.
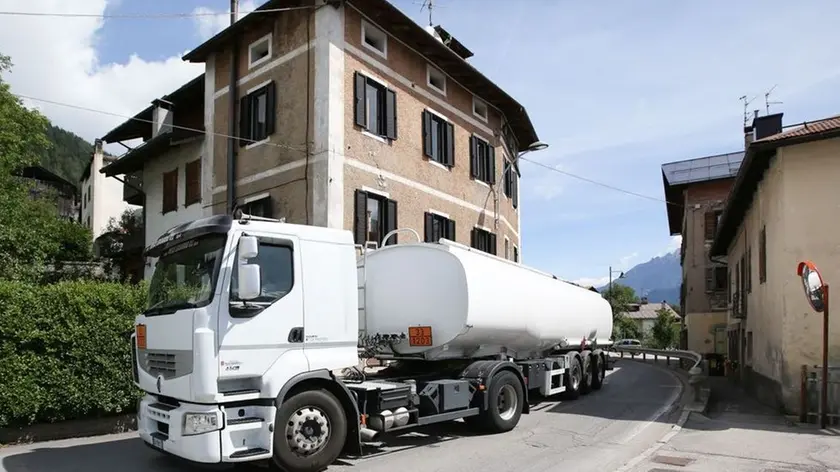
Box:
571, 276, 610, 288
618, 252, 639, 269
193, 0, 258, 41
0, 0, 202, 149
656, 235, 682, 257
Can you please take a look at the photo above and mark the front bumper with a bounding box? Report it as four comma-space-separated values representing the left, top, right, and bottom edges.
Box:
138, 395, 275, 463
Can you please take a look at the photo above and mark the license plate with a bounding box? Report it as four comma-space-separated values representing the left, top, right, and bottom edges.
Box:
152, 437, 164, 450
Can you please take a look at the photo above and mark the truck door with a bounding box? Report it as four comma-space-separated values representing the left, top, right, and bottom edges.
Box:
217, 231, 309, 392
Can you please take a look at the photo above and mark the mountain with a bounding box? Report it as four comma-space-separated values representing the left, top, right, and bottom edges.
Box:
38, 125, 94, 184
598, 250, 682, 305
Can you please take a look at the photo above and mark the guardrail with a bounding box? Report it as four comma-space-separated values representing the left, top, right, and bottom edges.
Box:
612, 345, 707, 403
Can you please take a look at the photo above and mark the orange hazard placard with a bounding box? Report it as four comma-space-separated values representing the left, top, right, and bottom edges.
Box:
136, 324, 147, 350
408, 326, 433, 346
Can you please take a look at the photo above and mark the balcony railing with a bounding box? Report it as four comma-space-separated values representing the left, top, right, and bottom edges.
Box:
122, 172, 143, 206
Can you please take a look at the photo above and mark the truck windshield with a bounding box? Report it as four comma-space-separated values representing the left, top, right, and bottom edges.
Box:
146, 234, 226, 315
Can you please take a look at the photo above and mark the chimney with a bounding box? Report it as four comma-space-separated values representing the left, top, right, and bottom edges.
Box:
753, 112, 784, 140
151, 98, 174, 138
743, 109, 758, 149
640, 297, 648, 305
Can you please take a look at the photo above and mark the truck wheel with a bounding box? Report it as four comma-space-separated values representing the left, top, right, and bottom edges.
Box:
272, 389, 347, 472
563, 356, 582, 400
481, 370, 524, 433
591, 354, 605, 390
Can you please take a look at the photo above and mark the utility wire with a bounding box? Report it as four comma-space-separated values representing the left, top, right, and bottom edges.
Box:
14, 91, 674, 207
0, 6, 316, 20
518, 156, 679, 208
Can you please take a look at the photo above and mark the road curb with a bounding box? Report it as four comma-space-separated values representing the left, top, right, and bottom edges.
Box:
0, 414, 136, 446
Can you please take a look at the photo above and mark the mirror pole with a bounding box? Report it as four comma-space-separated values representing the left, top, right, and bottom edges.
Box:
821, 283, 830, 429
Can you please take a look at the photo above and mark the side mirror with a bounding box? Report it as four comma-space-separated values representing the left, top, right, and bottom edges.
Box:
237, 264, 261, 300
238, 235, 259, 260
797, 260, 826, 312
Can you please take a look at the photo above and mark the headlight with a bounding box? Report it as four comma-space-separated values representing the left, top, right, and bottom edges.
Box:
183, 412, 221, 436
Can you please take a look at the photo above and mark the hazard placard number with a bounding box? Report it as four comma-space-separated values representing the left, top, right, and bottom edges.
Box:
408, 326, 433, 346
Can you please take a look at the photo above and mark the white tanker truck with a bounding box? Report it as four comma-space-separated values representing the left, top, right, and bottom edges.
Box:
132, 214, 613, 472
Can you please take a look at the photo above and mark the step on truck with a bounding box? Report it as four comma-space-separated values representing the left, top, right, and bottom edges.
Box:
132, 214, 614, 472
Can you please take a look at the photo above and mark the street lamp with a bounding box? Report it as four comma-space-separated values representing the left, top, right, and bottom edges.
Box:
608, 266, 625, 314
510, 141, 550, 167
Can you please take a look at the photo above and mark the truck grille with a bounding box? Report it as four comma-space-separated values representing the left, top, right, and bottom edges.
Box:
138, 349, 193, 380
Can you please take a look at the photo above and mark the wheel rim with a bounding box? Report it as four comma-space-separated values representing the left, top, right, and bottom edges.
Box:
571, 363, 582, 390
497, 384, 519, 420
285, 406, 331, 457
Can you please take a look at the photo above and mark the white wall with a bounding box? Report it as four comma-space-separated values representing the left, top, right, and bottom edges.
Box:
80, 150, 136, 240
143, 138, 205, 279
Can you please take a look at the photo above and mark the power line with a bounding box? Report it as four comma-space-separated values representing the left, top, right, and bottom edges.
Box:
13, 93, 308, 153
0, 6, 315, 20
518, 156, 679, 208
14, 91, 674, 207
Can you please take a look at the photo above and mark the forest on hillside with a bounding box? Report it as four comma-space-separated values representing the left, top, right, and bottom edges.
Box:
38, 125, 94, 184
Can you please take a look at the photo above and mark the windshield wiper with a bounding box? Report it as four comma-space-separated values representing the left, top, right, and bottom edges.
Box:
143, 301, 198, 316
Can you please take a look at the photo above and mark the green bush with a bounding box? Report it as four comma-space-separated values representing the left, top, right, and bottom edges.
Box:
0, 280, 147, 427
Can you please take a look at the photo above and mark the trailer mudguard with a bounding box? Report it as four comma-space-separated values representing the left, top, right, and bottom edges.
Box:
459, 360, 530, 414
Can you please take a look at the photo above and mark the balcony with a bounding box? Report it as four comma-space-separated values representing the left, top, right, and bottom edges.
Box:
123, 171, 144, 206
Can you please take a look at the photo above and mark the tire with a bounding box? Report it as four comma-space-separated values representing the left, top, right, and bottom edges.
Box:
479, 370, 525, 434
563, 356, 582, 400
592, 354, 605, 391
272, 388, 347, 472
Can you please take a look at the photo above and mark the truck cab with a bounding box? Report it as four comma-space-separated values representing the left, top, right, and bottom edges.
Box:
133, 214, 359, 464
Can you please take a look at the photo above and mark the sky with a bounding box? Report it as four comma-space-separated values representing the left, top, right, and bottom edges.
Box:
2, 0, 840, 286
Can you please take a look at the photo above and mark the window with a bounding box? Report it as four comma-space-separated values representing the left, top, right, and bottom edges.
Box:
746, 247, 752, 293
240, 195, 272, 218
354, 72, 397, 140
361, 20, 387, 58
471, 227, 497, 255
759, 225, 766, 283
503, 159, 519, 209
422, 110, 454, 166
502, 122, 519, 158
424, 212, 455, 242
354, 189, 398, 247
162, 168, 178, 214
231, 241, 294, 304
248, 34, 272, 69
473, 97, 488, 122
184, 159, 201, 206
705, 266, 727, 292
504, 238, 510, 259
239, 81, 276, 146
704, 210, 722, 240
513, 245, 519, 263
427, 64, 446, 94
470, 136, 495, 185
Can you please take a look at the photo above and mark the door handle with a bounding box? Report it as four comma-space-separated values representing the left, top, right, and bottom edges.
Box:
288, 327, 304, 343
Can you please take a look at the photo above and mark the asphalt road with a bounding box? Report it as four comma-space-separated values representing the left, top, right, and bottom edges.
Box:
0, 360, 683, 472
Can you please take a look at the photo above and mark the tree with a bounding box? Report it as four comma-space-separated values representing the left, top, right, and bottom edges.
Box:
0, 53, 92, 281
98, 208, 144, 282
601, 283, 638, 319
650, 307, 680, 349
613, 314, 642, 341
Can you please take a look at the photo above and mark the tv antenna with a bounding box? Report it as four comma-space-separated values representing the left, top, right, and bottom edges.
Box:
765, 84, 783, 114
739, 94, 758, 127
420, 0, 436, 26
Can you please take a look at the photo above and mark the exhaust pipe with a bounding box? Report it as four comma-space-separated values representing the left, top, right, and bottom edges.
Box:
359, 427, 380, 442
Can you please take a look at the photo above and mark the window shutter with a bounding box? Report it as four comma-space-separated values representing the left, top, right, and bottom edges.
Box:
469, 136, 478, 178
512, 173, 519, 209
239, 96, 249, 147
488, 232, 497, 255
444, 121, 455, 167
759, 226, 766, 283
704, 211, 716, 240
422, 111, 433, 158
470, 228, 476, 249
445, 218, 455, 242
353, 190, 367, 244
423, 212, 434, 242
384, 199, 398, 245
747, 247, 752, 292
488, 144, 496, 185
265, 81, 276, 137
385, 88, 397, 140
354, 72, 367, 128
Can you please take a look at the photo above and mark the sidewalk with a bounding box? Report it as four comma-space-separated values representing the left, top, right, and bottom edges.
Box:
628, 377, 840, 471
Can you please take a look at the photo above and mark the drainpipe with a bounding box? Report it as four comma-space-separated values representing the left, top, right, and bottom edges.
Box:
226, 0, 239, 214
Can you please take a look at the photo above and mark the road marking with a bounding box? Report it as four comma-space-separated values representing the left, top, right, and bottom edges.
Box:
614, 369, 691, 472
